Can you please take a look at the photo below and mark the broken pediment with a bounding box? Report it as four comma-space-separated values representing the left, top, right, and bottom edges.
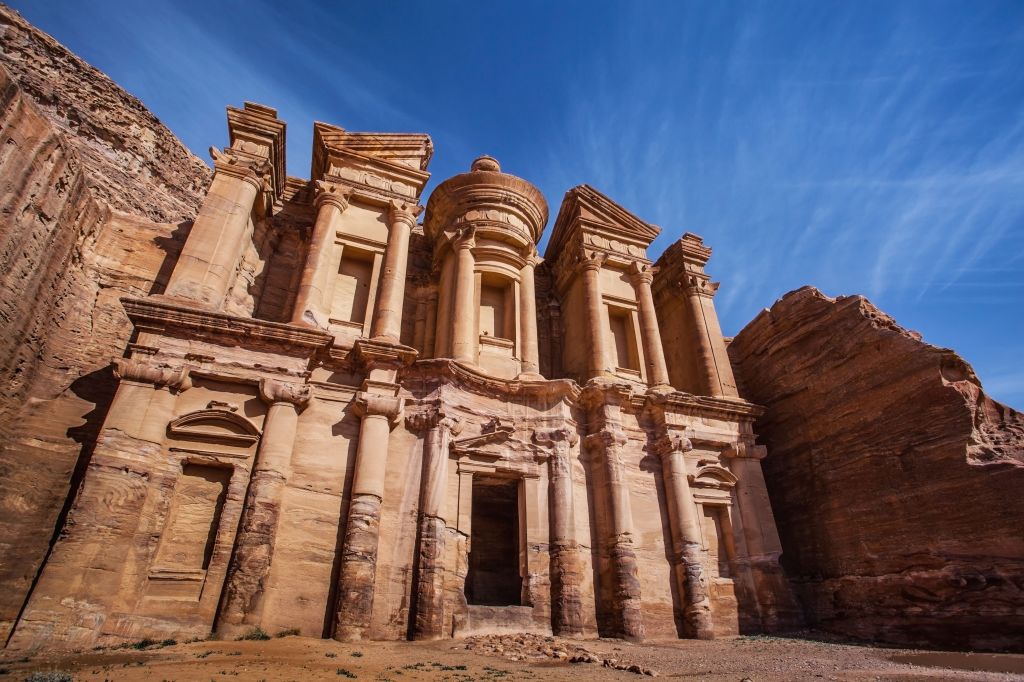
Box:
545, 184, 661, 263
311, 122, 432, 202
167, 409, 261, 446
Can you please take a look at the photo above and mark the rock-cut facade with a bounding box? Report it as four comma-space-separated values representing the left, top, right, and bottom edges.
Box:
10, 103, 801, 646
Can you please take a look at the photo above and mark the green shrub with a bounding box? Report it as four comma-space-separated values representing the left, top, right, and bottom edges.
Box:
236, 627, 271, 641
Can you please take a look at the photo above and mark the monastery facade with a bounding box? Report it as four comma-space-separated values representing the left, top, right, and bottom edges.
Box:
10, 103, 799, 646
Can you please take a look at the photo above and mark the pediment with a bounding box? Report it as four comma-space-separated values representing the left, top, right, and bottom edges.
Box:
689, 464, 738, 489
167, 409, 261, 446
545, 184, 661, 261
311, 122, 432, 200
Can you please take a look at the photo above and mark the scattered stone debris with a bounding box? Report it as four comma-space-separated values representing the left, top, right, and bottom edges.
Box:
462, 633, 657, 675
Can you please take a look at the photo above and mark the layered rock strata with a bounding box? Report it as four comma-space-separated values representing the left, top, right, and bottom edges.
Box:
0, 5, 208, 643
729, 287, 1024, 651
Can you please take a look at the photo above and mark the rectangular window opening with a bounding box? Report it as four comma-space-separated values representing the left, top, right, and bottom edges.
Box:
153, 463, 231, 573
333, 246, 374, 324
701, 505, 732, 579
608, 306, 640, 371
466, 477, 522, 606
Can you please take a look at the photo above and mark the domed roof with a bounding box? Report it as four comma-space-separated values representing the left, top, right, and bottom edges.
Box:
424, 156, 548, 245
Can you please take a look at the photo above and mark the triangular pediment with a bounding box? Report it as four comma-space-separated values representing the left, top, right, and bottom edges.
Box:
545, 184, 660, 261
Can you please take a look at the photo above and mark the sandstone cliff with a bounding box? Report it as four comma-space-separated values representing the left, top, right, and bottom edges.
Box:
0, 4, 209, 642
729, 286, 1024, 651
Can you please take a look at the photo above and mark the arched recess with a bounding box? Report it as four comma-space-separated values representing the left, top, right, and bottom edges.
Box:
167, 409, 262, 446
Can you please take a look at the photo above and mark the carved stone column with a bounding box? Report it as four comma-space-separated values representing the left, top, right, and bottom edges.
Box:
371, 200, 422, 342
580, 250, 608, 380
423, 289, 439, 358
585, 428, 645, 640
408, 409, 461, 640
165, 151, 267, 309
333, 391, 403, 641
450, 227, 478, 364
518, 251, 541, 377
682, 275, 738, 397
656, 433, 714, 639
534, 427, 583, 636
291, 182, 350, 328
628, 263, 671, 388
217, 378, 311, 635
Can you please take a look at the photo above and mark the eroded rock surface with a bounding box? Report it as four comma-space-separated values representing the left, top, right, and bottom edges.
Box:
0, 4, 208, 642
729, 286, 1024, 651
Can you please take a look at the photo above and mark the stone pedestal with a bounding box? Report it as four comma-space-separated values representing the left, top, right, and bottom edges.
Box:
332, 390, 403, 641
217, 378, 311, 635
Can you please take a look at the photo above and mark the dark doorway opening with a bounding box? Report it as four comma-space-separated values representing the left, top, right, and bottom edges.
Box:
466, 477, 521, 606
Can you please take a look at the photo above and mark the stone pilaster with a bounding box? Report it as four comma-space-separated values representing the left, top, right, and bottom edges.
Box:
682, 274, 738, 397
723, 443, 800, 631
371, 200, 422, 342
217, 378, 311, 635
519, 251, 541, 377
580, 250, 608, 380
655, 433, 714, 639
450, 227, 478, 364
581, 380, 645, 641
407, 409, 461, 640
332, 389, 403, 641
628, 263, 671, 388
533, 426, 584, 636
164, 150, 268, 309
291, 181, 350, 328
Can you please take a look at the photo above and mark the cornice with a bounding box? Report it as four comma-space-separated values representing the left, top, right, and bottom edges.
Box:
122, 297, 333, 351
545, 184, 660, 264
404, 359, 581, 403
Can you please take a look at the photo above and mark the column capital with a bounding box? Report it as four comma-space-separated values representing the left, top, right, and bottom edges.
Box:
353, 391, 404, 424
627, 262, 658, 287
388, 199, 423, 228
405, 408, 462, 436
681, 273, 720, 299
113, 357, 191, 391
452, 225, 476, 250
722, 442, 768, 460
533, 426, 579, 449
210, 147, 272, 193
314, 179, 352, 213
653, 432, 694, 459
584, 427, 628, 453
577, 248, 606, 273
259, 378, 312, 409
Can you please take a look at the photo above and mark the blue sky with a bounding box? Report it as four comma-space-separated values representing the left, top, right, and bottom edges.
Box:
12, 1, 1024, 407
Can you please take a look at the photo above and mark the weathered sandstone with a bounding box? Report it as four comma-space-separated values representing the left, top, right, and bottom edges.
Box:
0, 4, 208, 643
729, 286, 1024, 651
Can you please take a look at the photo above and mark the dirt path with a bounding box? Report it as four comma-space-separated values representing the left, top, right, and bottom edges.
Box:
2, 632, 1022, 681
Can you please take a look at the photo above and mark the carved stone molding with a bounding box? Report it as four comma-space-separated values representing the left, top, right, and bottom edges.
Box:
314, 179, 352, 213
259, 378, 313, 410
405, 407, 462, 436
388, 199, 423, 228
584, 428, 628, 453
627, 261, 657, 287
533, 426, 579, 450
722, 442, 768, 460
352, 392, 404, 424
682, 273, 720, 299
653, 432, 694, 459
112, 357, 191, 391
209, 147, 272, 193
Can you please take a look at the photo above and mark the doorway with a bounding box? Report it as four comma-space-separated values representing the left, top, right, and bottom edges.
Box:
466, 477, 521, 606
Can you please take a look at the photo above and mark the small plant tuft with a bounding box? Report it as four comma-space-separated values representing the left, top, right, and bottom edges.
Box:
236, 626, 271, 641
131, 637, 158, 650
275, 627, 301, 638
335, 668, 357, 678
350, 651, 363, 657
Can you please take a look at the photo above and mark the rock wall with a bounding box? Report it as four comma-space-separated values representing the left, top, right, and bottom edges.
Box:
0, 5, 208, 642
729, 286, 1024, 651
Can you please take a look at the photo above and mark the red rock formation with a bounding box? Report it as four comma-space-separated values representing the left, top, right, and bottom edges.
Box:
0, 5, 208, 642
729, 286, 1024, 651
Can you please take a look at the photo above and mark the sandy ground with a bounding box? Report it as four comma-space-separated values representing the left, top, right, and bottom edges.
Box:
2, 632, 1022, 682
